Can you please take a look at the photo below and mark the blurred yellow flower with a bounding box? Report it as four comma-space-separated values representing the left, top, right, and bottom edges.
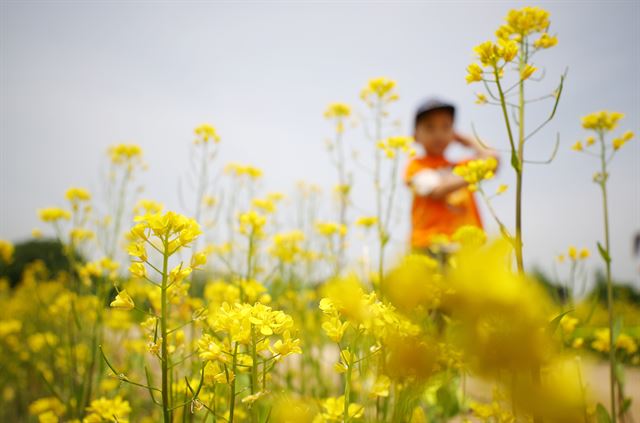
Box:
110, 290, 135, 311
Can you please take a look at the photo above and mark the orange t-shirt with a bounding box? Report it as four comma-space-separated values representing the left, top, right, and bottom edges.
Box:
405, 155, 483, 248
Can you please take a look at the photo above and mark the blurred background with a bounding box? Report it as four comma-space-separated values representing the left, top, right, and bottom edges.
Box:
1, 0, 639, 288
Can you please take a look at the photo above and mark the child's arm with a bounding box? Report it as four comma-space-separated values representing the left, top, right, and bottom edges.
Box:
454, 131, 499, 160
413, 133, 498, 200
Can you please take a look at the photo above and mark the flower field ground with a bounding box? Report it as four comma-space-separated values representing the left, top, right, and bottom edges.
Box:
1, 4, 639, 423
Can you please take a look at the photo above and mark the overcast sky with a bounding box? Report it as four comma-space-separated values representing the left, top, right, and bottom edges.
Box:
1, 1, 638, 286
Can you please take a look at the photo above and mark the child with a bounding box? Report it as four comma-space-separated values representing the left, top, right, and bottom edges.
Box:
405, 98, 497, 252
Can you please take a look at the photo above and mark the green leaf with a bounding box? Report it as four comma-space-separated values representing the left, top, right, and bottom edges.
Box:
548, 309, 574, 334
436, 385, 459, 418
621, 397, 632, 413
596, 403, 612, 423
597, 242, 611, 264
510, 151, 521, 172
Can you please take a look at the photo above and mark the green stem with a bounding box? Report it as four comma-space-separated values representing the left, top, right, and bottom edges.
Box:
161, 235, 171, 423
343, 350, 353, 423
599, 131, 617, 422
251, 328, 258, 423
229, 342, 239, 423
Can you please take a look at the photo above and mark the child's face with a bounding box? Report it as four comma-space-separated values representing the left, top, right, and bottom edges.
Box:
414, 110, 454, 156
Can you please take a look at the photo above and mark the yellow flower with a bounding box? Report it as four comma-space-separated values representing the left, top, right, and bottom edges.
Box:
466, 63, 484, 84
108, 143, 143, 165
581, 110, 625, 132
452, 225, 487, 250
371, 375, 391, 397
224, 162, 263, 179
496, 184, 508, 195
38, 207, 71, 222
0, 240, 14, 264
321, 315, 349, 343
571, 141, 583, 152
453, 157, 498, 191
475, 93, 488, 104
133, 199, 164, 215
131, 211, 202, 254
190, 251, 208, 268
127, 242, 147, 261
197, 334, 226, 362
110, 290, 135, 311
521, 64, 537, 80
376, 136, 415, 158
129, 262, 147, 279
383, 254, 442, 312
585, 136, 596, 146
501, 7, 551, 38
269, 230, 305, 263
315, 221, 347, 238
29, 397, 66, 417
533, 32, 558, 49
473, 39, 518, 68
360, 77, 398, 105
324, 102, 351, 119
319, 396, 364, 421
579, 248, 590, 259
238, 210, 267, 237
560, 315, 579, 335
84, 396, 131, 422
355, 216, 378, 229
443, 240, 555, 375
194, 123, 221, 144
65, 187, 91, 203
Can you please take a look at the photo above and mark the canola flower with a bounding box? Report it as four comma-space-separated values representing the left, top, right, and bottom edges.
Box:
572, 110, 635, 421
466, 6, 565, 278
194, 123, 221, 144
3, 22, 638, 423
121, 210, 202, 423
453, 157, 498, 192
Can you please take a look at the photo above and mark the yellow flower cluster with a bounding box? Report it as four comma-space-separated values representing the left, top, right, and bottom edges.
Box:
194, 123, 221, 144
83, 396, 131, 422
316, 395, 364, 422
323, 102, 353, 137
107, 143, 143, 165
269, 230, 305, 263
38, 207, 71, 222
453, 157, 498, 191
315, 221, 347, 238
573, 111, 634, 152
324, 102, 351, 119
443, 240, 555, 375
474, 39, 519, 67
581, 110, 625, 132
65, 187, 91, 203
467, 7, 556, 85
375, 135, 415, 159
360, 77, 398, 106
224, 162, 263, 179
354, 215, 377, 228
129, 211, 202, 257
497, 6, 551, 39
591, 329, 638, 355
238, 210, 267, 237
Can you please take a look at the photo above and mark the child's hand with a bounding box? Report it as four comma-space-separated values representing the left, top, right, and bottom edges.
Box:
454, 131, 499, 160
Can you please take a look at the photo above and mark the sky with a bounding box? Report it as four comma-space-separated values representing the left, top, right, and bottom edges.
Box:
1, 1, 639, 287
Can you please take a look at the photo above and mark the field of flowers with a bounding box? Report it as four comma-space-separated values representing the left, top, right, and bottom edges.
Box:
0, 6, 638, 423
